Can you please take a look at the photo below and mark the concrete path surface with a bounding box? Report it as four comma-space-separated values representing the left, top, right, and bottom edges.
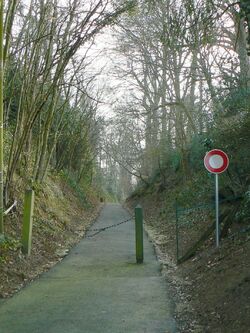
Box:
0, 203, 176, 333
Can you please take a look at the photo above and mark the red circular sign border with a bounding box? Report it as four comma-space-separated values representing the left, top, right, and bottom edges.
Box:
204, 149, 229, 174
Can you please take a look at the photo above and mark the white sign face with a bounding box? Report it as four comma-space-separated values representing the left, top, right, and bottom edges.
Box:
209, 155, 224, 169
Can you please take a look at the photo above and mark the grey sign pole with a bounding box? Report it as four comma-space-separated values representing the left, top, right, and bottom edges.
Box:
215, 174, 220, 247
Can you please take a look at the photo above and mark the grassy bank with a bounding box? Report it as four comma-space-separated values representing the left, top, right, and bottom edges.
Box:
0, 173, 102, 298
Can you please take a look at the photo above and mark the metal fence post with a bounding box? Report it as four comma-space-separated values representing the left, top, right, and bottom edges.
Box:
22, 189, 35, 256
135, 205, 143, 264
175, 201, 180, 264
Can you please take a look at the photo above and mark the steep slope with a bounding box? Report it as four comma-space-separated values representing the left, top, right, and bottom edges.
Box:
127, 175, 250, 332
0, 174, 102, 298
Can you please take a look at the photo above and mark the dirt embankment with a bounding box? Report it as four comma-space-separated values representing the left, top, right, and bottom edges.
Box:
0, 175, 102, 298
127, 189, 250, 333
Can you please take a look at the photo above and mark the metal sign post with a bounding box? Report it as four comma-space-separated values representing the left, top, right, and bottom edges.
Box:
215, 173, 219, 247
204, 149, 229, 247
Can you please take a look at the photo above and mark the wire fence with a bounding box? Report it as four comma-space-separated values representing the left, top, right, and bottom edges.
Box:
175, 196, 244, 264
175, 201, 214, 263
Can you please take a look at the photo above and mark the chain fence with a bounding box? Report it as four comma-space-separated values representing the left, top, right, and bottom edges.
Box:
86, 217, 133, 238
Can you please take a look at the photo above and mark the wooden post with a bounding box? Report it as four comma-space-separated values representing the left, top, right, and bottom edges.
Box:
22, 189, 35, 256
135, 205, 143, 264
0, 0, 4, 234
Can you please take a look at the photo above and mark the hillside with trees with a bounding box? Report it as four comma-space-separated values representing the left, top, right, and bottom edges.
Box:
99, 1, 250, 331
0, 0, 135, 298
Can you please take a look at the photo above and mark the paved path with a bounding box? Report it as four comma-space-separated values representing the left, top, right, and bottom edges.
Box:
0, 204, 176, 333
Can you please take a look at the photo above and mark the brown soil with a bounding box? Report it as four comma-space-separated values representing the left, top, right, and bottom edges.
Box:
127, 190, 250, 333
1, 173, 249, 333
0, 174, 102, 298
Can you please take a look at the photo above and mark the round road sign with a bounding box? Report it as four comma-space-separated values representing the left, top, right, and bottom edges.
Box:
204, 149, 229, 174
